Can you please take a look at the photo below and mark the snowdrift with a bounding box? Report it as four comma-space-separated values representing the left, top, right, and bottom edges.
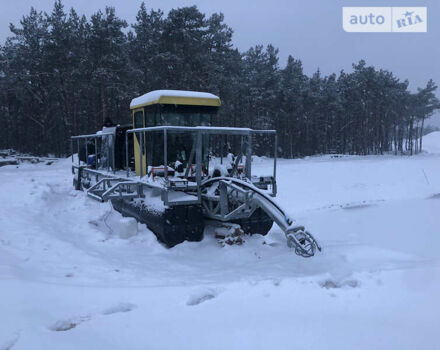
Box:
423, 131, 440, 154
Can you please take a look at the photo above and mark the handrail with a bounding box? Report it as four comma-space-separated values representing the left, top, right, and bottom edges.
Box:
126, 125, 276, 135
71, 133, 105, 139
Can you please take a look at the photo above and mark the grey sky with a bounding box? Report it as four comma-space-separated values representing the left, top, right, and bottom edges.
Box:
1, 0, 439, 124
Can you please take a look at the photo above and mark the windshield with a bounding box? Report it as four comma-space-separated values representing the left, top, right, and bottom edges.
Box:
157, 104, 217, 127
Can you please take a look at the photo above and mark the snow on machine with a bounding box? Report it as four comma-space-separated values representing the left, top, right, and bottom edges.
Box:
71, 90, 321, 257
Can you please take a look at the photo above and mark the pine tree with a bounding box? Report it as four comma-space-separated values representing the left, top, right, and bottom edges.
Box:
88, 7, 131, 127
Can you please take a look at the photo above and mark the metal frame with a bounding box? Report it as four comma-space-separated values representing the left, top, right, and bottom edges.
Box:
72, 126, 278, 207
125, 125, 277, 190
71, 132, 115, 173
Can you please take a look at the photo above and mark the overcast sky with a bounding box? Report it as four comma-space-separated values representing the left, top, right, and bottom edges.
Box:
1, 0, 439, 124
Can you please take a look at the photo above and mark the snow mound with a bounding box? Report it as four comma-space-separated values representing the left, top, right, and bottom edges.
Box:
423, 131, 440, 154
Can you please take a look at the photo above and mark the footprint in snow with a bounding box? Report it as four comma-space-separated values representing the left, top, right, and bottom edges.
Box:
187, 288, 219, 306
320, 279, 359, 289
427, 193, 440, 199
49, 303, 136, 332
50, 315, 91, 332
101, 302, 136, 315
341, 203, 374, 210
0, 333, 20, 350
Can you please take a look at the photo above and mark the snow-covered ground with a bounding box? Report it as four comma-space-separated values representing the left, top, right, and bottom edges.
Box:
1, 134, 440, 350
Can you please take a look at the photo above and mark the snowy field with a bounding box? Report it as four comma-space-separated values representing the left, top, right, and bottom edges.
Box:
1, 134, 440, 350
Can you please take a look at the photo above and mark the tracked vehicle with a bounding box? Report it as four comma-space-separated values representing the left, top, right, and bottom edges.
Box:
71, 90, 320, 257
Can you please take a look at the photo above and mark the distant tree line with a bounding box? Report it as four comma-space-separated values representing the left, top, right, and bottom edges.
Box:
0, 1, 439, 157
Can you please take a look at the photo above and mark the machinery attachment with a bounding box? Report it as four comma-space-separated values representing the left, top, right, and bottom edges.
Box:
286, 227, 321, 258
201, 177, 321, 257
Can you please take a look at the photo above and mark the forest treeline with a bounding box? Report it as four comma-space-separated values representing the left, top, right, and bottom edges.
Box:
0, 1, 439, 157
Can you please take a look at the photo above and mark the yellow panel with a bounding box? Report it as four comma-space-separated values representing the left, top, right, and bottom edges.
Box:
130, 96, 221, 110
133, 110, 146, 176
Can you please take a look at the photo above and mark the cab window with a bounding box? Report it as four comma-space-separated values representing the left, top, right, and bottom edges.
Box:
134, 111, 144, 128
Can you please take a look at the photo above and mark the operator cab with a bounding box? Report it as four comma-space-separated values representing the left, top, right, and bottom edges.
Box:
129, 90, 220, 177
